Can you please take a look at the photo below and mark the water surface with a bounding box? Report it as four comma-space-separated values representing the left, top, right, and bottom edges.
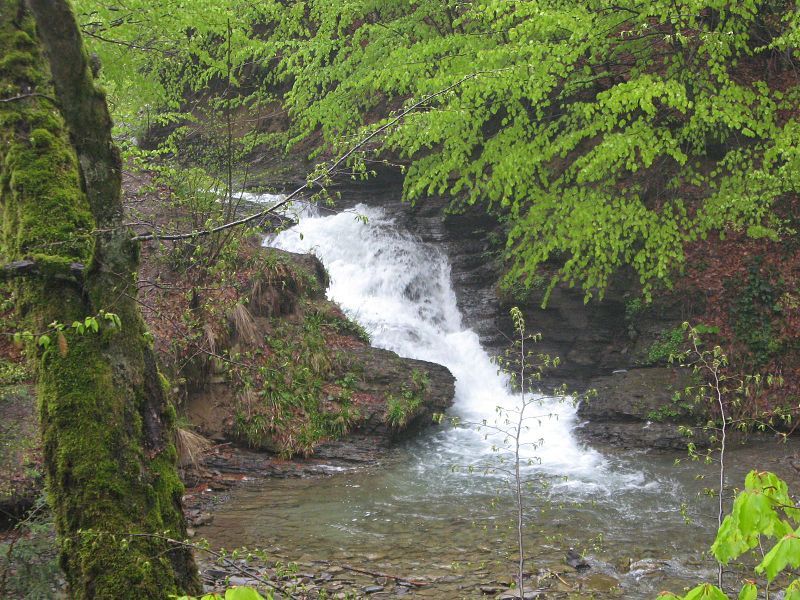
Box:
203, 202, 799, 597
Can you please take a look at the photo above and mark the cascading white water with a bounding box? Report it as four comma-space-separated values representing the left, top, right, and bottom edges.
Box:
268, 204, 612, 483
269, 202, 624, 488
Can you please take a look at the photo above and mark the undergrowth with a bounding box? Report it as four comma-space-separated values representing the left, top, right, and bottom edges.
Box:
232, 311, 363, 456
385, 369, 429, 428
0, 498, 59, 599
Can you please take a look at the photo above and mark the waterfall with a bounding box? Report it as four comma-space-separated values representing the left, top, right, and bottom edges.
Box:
268, 202, 623, 489
197, 199, 727, 597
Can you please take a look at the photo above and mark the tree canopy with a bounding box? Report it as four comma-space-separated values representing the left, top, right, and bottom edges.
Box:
76, 0, 800, 302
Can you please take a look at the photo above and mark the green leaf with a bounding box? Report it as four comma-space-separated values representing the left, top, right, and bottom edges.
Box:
225, 588, 265, 600
682, 583, 730, 600
784, 579, 800, 600
737, 582, 757, 600
756, 533, 800, 581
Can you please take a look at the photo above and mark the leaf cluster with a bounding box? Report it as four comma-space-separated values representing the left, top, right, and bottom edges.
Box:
662, 470, 800, 599
74, 1, 800, 301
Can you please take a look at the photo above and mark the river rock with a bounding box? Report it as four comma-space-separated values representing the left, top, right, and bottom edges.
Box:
583, 573, 620, 592
480, 584, 506, 594
565, 548, 589, 571
341, 346, 455, 440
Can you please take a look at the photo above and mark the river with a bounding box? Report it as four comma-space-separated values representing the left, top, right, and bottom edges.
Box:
202, 200, 800, 598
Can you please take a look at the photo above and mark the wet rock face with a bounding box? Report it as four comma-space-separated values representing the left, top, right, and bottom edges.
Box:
343, 347, 455, 441
332, 178, 669, 386
576, 368, 707, 450
578, 368, 695, 423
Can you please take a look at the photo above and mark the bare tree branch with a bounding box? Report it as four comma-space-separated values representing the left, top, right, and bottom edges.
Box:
0, 92, 57, 104
131, 71, 485, 242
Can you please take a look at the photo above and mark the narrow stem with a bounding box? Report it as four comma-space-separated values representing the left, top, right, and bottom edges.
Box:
715, 369, 726, 590
516, 332, 525, 599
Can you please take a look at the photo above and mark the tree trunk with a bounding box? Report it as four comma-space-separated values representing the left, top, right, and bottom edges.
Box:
0, 1, 200, 597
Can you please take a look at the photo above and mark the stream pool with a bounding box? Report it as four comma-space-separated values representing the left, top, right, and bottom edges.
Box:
202, 201, 800, 598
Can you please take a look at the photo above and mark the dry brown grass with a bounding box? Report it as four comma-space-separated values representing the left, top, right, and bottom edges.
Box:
236, 387, 258, 418
203, 322, 217, 355
230, 302, 260, 346
175, 427, 212, 470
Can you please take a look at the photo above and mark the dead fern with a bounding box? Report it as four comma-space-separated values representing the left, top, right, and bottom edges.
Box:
175, 427, 211, 470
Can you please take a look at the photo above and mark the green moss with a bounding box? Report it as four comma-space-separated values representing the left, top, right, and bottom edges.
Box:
4, 132, 94, 262
39, 329, 194, 597
0, 50, 35, 80
0, 2, 93, 264
0, 2, 198, 596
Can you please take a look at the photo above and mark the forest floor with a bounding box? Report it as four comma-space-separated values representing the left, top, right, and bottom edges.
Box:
0, 385, 39, 527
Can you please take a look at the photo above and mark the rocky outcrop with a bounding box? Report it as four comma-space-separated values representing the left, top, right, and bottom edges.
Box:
342, 346, 454, 440
575, 368, 709, 450
180, 245, 456, 457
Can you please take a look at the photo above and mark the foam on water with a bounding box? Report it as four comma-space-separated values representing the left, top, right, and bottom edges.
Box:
269, 203, 636, 491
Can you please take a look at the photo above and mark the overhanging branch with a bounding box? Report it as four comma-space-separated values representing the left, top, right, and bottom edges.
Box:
131, 71, 486, 242
0, 92, 57, 104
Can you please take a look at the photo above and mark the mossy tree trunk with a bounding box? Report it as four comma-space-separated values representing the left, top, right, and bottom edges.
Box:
0, 1, 200, 597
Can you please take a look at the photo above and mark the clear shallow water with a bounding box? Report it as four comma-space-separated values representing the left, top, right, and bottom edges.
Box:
203, 201, 800, 597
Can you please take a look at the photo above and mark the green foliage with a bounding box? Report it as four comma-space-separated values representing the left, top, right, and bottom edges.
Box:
73, 0, 283, 147
385, 369, 428, 428
0, 499, 60, 600
316, 310, 371, 344
671, 322, 787, 429
267, 0, 800, 301
233, 311, 361, 456
71, 0, 800, 302
0, 359, 29, 385
498, 274, 546, 305
176, 586, 270, 600
730, 261, 783, 366
663, 471, 800, 599
645, 326, 686, 365
647, 391, 698, 423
